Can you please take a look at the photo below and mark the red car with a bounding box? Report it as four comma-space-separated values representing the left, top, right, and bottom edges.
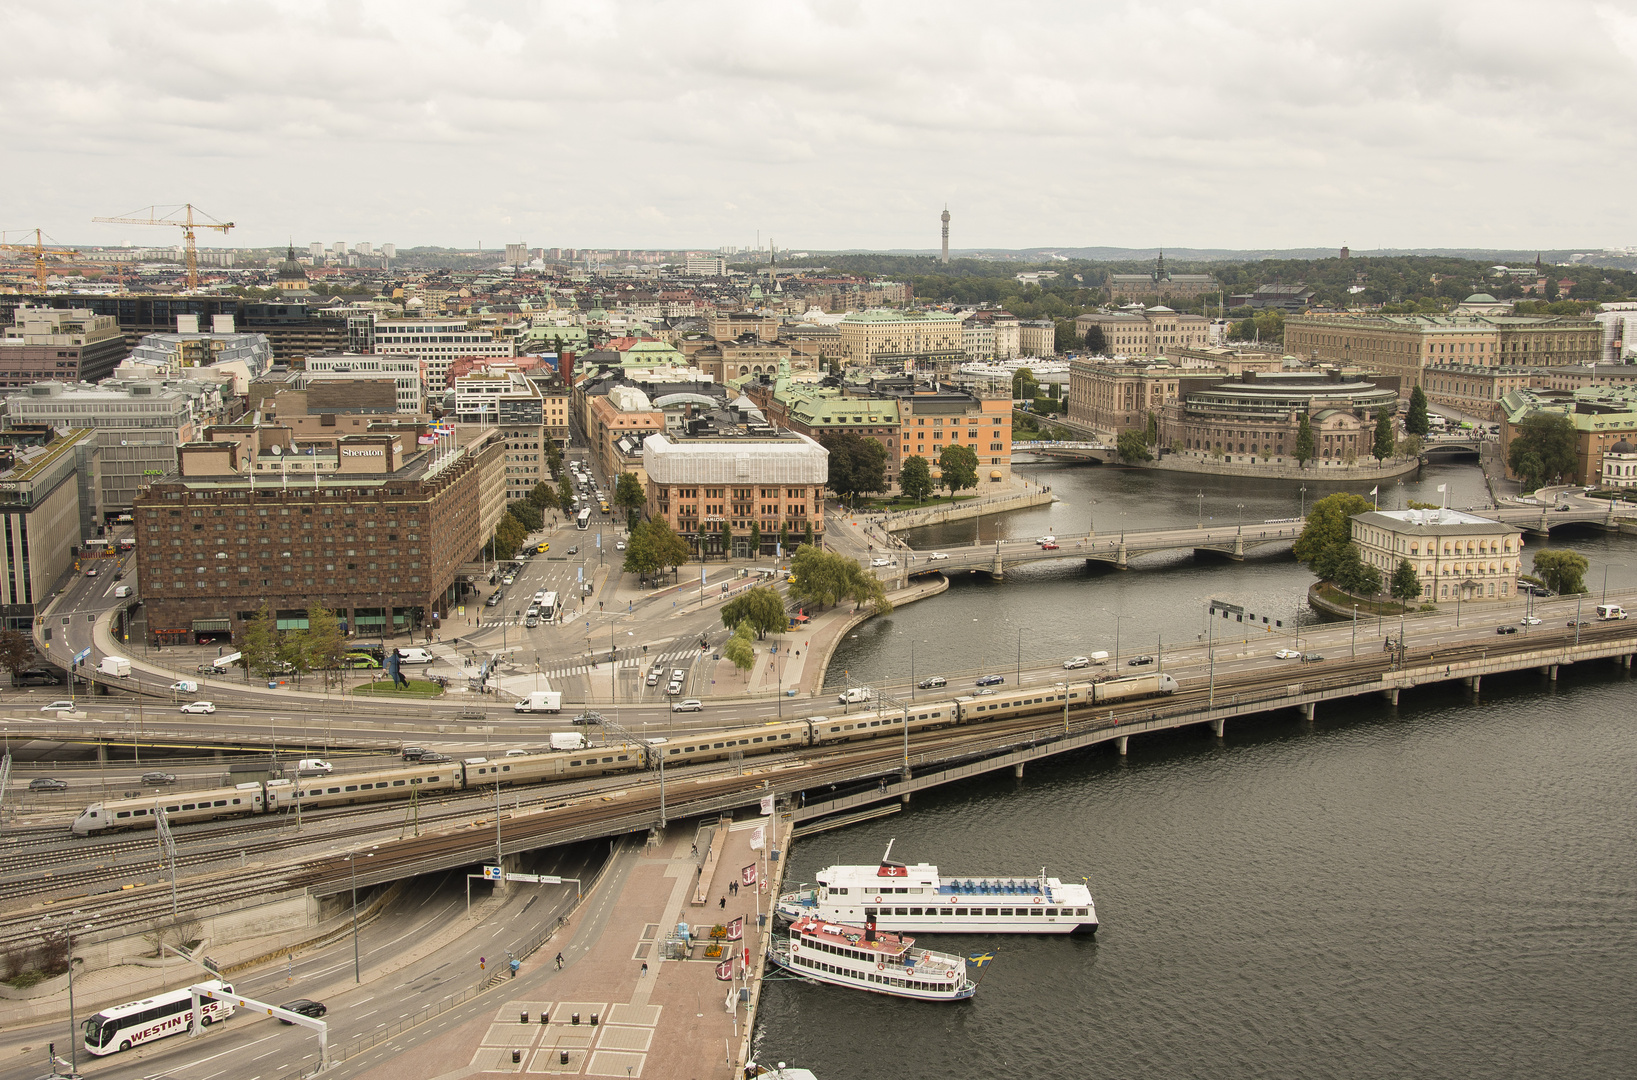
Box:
1041, 541, 1059, 550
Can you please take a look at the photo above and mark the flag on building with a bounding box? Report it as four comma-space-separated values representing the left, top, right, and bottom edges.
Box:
759, 793, 774, 815
716, 959, 733, 981
742, 863, 758, 887
726, 916, 744, 941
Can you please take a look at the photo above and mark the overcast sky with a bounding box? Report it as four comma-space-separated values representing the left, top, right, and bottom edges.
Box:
5, 0, 1635, 255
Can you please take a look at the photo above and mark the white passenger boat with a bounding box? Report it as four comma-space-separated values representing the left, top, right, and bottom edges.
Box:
768, 914, 977, 1001
776, 842, 1097, 935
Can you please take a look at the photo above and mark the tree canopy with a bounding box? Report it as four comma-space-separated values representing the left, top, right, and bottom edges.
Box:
1391, 558, 1423, 603
1373, 408, 1396, 461
1116, 429, 1152, 463
1406, 386, 1430, 437
821, 431, 888, 502
721, 585, 787, 639
1083, 324, 1107, 353
788, 544, 892, 615
0, 628, 37, 684
1293, 492, 1374, 568
1295, 413, 1316, 467
1531, 548, 1588, 595
937, 444, 979, 496
1506, 413, 1577, 490
1012, 367, 1038, 400
899, 454, 933, 502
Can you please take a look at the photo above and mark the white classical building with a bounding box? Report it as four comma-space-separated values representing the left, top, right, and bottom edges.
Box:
1351, 508, 1524, 603
1602, 438, 1637, 488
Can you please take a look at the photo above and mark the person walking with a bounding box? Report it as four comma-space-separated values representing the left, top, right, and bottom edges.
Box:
641, 962, 648, 977
555, 952, 564, 970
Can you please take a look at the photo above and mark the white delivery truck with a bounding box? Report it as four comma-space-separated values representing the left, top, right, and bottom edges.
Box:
837, 686, 872, 705
549, 732, 586, 751
296, 758, 333, 776
99, 656, 131, 677
514, 690, 563, 713
1596, 604, 1628, 620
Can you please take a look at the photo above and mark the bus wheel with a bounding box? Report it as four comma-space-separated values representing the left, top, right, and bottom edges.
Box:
201, 1015, 213, 1026
119, 1040, 132, 1051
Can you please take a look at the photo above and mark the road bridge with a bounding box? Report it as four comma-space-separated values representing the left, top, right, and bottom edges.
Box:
1011, 440, 1117, 463
897, 520, 1301, 579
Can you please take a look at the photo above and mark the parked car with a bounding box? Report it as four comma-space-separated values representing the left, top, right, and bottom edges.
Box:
39, 700, 77, 713
917, 675, 948, 689
571, 712, 605, 726
976, 674, 1005, 687
179, 701, 217, 714
140, 771, 177, 785
278, 999, 327, 1023
1063, 657, 1090, 669
1127, 655, 1154, 666
28, 777, 68, 792
502, 574, 515, 585
1274, 648, 1303, 659
1496, 625, 1518, 635
671, 698, 703, 712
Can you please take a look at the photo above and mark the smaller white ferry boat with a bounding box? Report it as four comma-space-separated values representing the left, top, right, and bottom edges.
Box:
769, 914, 977, 1001
777, 842, 1097, 935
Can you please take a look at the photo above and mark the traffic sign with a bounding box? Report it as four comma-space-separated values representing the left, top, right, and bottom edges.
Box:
504, 873, 562, 884
73, 647, 92, 666
482, 865, 503, 880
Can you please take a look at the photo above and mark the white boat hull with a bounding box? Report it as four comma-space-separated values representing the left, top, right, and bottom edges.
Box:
777, 889, 1098, 935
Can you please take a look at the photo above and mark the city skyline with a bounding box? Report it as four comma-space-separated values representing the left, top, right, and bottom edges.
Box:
4, 1, 1636, 253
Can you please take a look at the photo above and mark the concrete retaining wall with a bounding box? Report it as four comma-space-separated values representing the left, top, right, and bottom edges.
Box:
881, 489, 1053, 532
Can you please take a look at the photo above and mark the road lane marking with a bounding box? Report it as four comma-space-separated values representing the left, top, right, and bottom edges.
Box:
171, 1032, 281, 1070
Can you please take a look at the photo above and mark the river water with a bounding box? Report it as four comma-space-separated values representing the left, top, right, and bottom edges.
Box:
755, 460, 1637, 1079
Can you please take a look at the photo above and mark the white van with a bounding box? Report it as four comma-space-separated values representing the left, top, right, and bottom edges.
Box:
838, 687, 872, 705
396, 648, 434, 665
114, 585, 131, 598
1595, 604, 1628, 621
296, 758, 333, 776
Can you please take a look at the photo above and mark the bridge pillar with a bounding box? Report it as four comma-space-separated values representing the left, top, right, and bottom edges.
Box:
96, 740, 107, 764
1539, 513, 1550, 533
1299, 702, 1315, 721
1466, 675, 1481, 693
1550, 664, 1559, 681
990, 551, 1004, 580
1115, 736, 1128, 755
1013, 763, 1025, 779
1115, 543, 1128, 570
1231, 534, 1245, 560
901, 792, 912, 805
1381, 688, 1399, 705
1210, 718, 1225, 738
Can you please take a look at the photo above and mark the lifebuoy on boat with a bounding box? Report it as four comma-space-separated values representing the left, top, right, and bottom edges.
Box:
875, 896, 882, 903
1033, 897, 1042, 904
877, 962, 885, 971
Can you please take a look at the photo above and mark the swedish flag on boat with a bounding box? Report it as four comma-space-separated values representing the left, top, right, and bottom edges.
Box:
966, 951, 995, 968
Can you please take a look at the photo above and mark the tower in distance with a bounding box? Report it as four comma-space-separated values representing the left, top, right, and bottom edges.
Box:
941, 206, 950, 264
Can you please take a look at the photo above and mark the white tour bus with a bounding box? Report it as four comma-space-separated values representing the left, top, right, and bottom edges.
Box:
576, 508, 591, 530
84, 980, 235, 1055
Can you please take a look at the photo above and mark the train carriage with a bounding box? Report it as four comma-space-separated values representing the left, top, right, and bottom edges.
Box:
656, 719, 811, 766
73, 784, 266, 836
279, 761, 463, 812
468, 748, 646, 786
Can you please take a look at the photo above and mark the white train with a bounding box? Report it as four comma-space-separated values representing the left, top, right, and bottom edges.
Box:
70, 672, 1177, 836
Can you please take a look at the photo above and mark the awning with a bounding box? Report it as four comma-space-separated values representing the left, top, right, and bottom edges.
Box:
191, 618, 231, 632
990, 470, 1003, 478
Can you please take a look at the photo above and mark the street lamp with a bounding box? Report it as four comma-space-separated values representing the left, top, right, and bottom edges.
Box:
1602, 562, 1625, 604
1235, 502, 1245, 533
1103, 609, 1134, 668
1300, 484, 1308, 519
348, 848, 375, 983
1196, 490, 1204, 529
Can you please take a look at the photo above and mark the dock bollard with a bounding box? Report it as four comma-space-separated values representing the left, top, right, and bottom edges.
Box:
571, 1012, 580, 1025
512, 1050, 521, 1064
560, 1051, 570, 1065
520, 1011, 528, 1023
541, 1012, 549, 1025
591, 1013, 599, 1026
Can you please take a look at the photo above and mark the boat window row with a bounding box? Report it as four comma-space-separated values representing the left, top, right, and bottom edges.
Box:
866, 906, 1089, 917
805, 938, 883, 963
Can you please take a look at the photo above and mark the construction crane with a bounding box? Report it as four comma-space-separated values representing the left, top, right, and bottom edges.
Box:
0, 229, 80, 293
91, 204, 234, 292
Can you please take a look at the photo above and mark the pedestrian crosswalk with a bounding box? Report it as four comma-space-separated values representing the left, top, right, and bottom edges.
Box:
522, 647, 702, 682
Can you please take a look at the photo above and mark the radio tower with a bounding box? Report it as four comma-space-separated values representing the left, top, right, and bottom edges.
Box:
940, 206, 951, 264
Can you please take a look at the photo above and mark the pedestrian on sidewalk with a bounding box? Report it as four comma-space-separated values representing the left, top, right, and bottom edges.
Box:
720, 896, 727, 909
555, 952, 564, 969
641, 962, 648, 977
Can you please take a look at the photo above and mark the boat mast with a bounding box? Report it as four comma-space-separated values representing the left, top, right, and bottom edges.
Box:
882, 838, 896, 864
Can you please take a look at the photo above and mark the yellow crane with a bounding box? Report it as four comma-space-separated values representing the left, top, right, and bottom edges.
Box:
0, 229, 80, 292
91, 203, 234, 291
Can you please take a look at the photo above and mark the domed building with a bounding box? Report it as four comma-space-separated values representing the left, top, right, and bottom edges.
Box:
1601, 438, 1637, 488
1455, 292, 1513, 315
275, 244, 311, 298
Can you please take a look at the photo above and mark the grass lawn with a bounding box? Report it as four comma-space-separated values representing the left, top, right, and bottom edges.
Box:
1315, 582, 1417, 616
351, 678, 445, 698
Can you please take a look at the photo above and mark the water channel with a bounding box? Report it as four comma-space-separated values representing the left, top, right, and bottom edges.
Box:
755, 459, 1637, 1078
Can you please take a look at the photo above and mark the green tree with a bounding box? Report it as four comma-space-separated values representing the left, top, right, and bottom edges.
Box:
621, 522, 661, 577
898, 454, 933, 502
526, 480, 558, 512
719, 520, 733, 559
821, 432, 888, 502
1293, 492, 1374, 568
723, 621, 756, 680
696, 521, 711, 561
937, 444, 979, 496
1506, 413, 1577, 489
1012, 367, 1039, 400
1406, 386, 1430, 436
1116, 429, 1153, 463
1054, 319, 1082, 352
646, 516, 690, 578
304, 603, 347, 682
544, 439, 562, 476
748, 520, 762, 556
1531, 548, 1588, 594
1295, 413, 1316, 467
1083, 324, 1107, 353
1396, 433, 1424, 459
508, 500, 543, 533
1373, 407, 1395, 462
1145, 411, 1159, 446
493, 514, 527, 561
721, 585, 787, 639
1325, 543, 1382, 595
557, 475, 574, 511
778, 521, 790, 556
240, 602, 281, 680
0, 628, 36, 685
789, 544, 851, 609
847, 565, 893, 615
614, 471, 645, 526
804, 521, 815, 546
1391, 558, 1423, 603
